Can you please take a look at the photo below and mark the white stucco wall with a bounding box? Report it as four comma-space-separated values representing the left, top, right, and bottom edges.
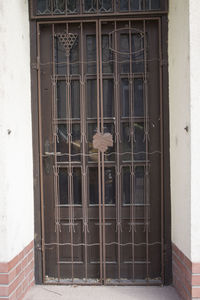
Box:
169, 0, 200, 262
190, 0, 200, 263
169, 0, 191, 259
0, 0, 34, 262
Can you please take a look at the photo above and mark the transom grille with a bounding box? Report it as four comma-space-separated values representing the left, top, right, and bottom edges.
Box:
32, 0, 167, 17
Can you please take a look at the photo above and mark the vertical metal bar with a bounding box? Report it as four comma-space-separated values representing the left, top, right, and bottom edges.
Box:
52, 24, 61, 282
80, 21, 88, 281
37, 22, 46, 284
116, 0, 119, 12
129, 20, 135, 282
65, 22, 74, 283
30, 0, 34, 19
96, 20, 103, 284
51, 0, 53, 15
140, 0, 143, 10
55, 166, 61, 278
113, 0, 116, 13
99, 19, 106, 283
80, 0, 83, 14
143, 19, 150, 281
54, 166, 61, 281
158, 18, 164, 283
65, 0, 67, 15
101, 149, 106, 284
114, 20, 121, 281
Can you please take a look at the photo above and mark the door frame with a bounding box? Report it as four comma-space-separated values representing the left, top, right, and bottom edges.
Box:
29, 11, 171, 285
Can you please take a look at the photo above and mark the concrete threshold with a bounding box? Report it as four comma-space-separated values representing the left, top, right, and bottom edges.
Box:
24, 285, 180, 300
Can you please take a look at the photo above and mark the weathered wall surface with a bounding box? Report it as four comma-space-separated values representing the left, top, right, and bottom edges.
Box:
190, 0, 200, 263
169, 0, 191, 259
0, 0, 34, 261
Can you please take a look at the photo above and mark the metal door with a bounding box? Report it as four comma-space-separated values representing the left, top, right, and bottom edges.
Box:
38, 18, 163, 285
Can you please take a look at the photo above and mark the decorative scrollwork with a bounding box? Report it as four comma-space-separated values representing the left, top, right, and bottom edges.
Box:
55, 32, 78, 56
99, 0, 113, 12
93, 132, 113, 153
108, 28, 144, 56
84, 0, 97, 13
53, 0, 65, 14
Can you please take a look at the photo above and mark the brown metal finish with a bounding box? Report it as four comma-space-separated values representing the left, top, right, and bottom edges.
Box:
114, 20, 121, 281
128, 19, 135, 282
161, 14, 171, 285
98, 20, 105, 283
36, 21, 46, 283
96, 20, 103, 284
96, 21, 103, 284
158, 17, 164, 282
143, 19, 149, 281
30, 19, 43, 284
36, 11, 167, 285
52, 24, 60, 282
80, 21, 88, 282
30, 0, 168, 19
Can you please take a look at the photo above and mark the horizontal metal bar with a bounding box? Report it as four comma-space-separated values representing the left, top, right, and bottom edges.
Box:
44, 278, 101, 285
124, 261, 150, 264
56, 203, 151, 208
43, 152, 61, 156
90, 261, 117, 264
32, 12, 168, 22
89, 204, 115, 207
45, 243, 100, 247
90, 260, 151, 265
52, 151, 159, 157
95, 222, 112, 226
44, 242, 161, 247
123, 204, 151, 207
43, 279, 162, 286
128, 222, 150, 225
56, 204, 82, 207
61, 222, 78, 226
58, 261, 84, 264
104, 279, 162, 286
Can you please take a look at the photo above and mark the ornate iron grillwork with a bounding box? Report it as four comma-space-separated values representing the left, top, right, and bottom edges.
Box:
55, 32, 78, 56
99, 0, 113, 12
84, 0, 97, 13
37, 0, 51, 15
34, 0, 166, 16
37, 18, 164, 285
66, 0, 79, 14
53, 0, 65, 14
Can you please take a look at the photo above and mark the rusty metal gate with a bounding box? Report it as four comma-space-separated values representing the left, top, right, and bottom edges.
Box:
36, 10, 166, 285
